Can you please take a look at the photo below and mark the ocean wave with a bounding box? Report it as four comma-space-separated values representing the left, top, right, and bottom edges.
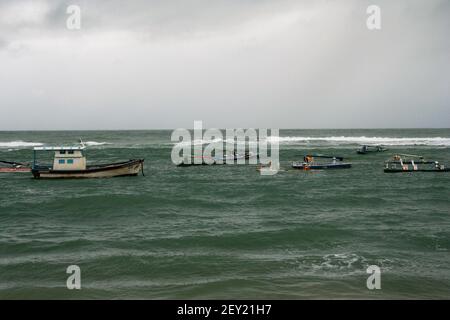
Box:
266, 136, 450, 146
173, 136, 450, 147
175, 138, 241, 147
84, 141, 111, 146
0, 140, 110, 148
0, 141, 43, 148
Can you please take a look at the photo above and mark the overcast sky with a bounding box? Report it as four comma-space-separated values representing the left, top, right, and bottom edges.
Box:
0, 0, 448, 130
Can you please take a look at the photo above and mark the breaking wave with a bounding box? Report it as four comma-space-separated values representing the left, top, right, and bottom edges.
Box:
266, 136, 450, 146
175, 138, 238, 147
0, 141, 43, 148
173, 136, 450, 147
84, 141, 110, 146
0, 140, 110, 149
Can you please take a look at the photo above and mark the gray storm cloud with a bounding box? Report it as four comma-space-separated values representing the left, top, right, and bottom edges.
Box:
0, 0, 448, 129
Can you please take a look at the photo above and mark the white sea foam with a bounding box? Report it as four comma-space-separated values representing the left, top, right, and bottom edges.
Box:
0, 140, 111, 148
0, 141, 44, 148
266, 136, 450, 146
84, 141, 110, 146
174, 136, 450, 147
176, 138, 238, 146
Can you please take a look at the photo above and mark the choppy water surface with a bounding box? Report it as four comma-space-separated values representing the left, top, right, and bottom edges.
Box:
0, 129, 449, 299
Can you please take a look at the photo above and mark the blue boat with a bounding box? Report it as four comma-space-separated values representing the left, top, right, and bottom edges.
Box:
292, 154, 352, 170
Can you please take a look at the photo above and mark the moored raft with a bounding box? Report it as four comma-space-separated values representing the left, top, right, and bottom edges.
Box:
384, 154, 449, 173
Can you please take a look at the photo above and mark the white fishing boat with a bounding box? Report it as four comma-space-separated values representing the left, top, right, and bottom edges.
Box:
31, 141, 144, 179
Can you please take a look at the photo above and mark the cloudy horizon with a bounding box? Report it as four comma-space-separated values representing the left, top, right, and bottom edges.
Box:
0, 0, 449, 130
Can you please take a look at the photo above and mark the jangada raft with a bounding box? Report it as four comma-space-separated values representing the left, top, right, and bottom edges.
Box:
292, 155, 352, 170
31, 142, 144, 179
384, 154, 449, 173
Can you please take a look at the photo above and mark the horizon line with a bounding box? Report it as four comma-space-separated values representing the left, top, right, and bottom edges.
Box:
0, 128, 449, 132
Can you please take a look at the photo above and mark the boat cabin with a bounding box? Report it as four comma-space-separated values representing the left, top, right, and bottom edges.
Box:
33, 146, 86, 171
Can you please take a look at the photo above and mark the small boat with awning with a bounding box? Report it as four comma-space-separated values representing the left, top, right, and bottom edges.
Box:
31, 141, 144, 179
292, 154, 352, 170
384, 154, 449, 173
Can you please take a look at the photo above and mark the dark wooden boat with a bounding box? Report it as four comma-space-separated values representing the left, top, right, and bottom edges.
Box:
292, 154, 352, 170
0, 160, 31, 173
357, 145, 387, 154
384, 154, 449, 173
177, 152, 254, 166
31, 143, 144, 179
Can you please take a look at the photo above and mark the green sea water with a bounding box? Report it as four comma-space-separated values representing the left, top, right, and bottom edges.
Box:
0, 129, 449, 299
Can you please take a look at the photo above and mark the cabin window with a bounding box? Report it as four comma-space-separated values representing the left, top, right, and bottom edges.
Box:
68, 150, 74, 154
60, 151, 66, 155
58, 159, 65, 164
67, 159, 74, 164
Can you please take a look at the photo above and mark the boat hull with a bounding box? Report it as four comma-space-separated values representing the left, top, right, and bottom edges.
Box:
0, 167, 31, 173
384, 168, 449, 173
178, 162, 213, 166
178, 153, 255, 166
357, 150, 386, 154
292, 162, 352, 169
32, 159, 144, 179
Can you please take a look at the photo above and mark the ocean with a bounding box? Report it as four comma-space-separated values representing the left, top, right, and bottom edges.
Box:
0, 129, 449, 299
